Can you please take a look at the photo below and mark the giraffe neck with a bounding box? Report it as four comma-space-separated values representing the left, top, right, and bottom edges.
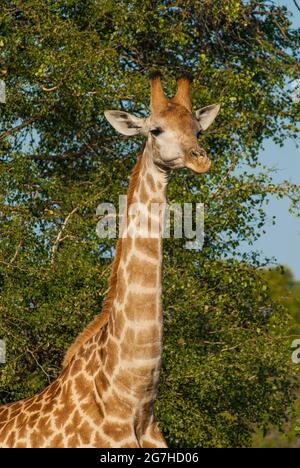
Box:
103, 142, 169, 412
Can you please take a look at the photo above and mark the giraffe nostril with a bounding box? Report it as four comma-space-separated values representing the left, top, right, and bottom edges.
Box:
189, 148, 207, 159
189, 149, 199, 158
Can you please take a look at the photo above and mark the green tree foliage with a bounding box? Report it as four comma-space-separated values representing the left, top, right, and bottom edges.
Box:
0, 0, 299, 447
263, 267, 300, 333
253, 267, 300, 448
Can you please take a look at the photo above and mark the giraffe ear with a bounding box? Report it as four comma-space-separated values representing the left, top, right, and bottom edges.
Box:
195, 104, 221, 131
104, 111, 146, 136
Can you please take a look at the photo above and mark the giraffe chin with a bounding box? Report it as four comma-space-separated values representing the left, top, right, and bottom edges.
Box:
185, 156, 211, 174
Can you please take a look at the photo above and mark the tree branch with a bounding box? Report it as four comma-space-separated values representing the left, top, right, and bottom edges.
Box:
211, 154, 239, 200
27, 136, 111, 161
0, 118, 36, 141
30, 148, 87, 162
51, 206, 79, 263
26, 347, 53, 383
293, 0, 300, 13
0, 241, 22, 268
41, 85, 59, 92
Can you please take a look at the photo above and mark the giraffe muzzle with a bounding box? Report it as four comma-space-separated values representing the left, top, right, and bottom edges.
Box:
185, 148, 211, 174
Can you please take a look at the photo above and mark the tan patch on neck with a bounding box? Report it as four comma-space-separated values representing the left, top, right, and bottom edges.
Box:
116, 266, 127, 304
127, 255, 158, 287
104, 390, 133, 419
94, 370, 110, 396
102, 421, 132, 442
139, 181, 149, 203
135, 238, 159, 257
146, 173, 156, 192
124, 291, 157, 321
109, 308, 125, 339
104, 338, 119, 374
121, 329, 161, 360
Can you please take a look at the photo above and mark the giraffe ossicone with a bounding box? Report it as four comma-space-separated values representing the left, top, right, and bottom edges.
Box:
0, 73, 220, 448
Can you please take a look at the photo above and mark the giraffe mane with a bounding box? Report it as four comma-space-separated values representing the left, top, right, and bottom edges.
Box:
62, 145, 145, 367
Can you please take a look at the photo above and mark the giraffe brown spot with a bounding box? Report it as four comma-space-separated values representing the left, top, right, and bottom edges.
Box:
51, 433, 64, 447
148, 195, 164, 204
8, 411, 19, 422
9, 401, 24, 418
94, 371, 110, 397
112, 311, 126, 340
49, 380, 61, 399
30, 430, 44, 448
124, 326, 135, 342
26, 412, 40, 428
99, 345, 107, 363
70, 357, 83, 375
122, 332, 161, 360
114, 368, 156, 399
72, 409, 81, 428
136, 325, 161, 344
108, 317, 115, 336
135, 237, 159, 258
17, 417, 28, 439
0, 421, 13, 442
139, 182, 149, 203
93, 431, 111, 448
74, 374, 91, 399
104, 390, 133, 419
67, 433, 80, 447
114, 370, 137, 396
15, 412, 27, 429
121, 441, 139, 448
78, 420, 92, 445
135, 407, 153, 435
142, 440, 160, 448
42, 400, 55, 414
85, 352, 98, 376
101, 325, 109, 345
37, 416, 52, 439
102, 421, 132, 442
60, 381, 70, 399
65, 423, 73, 436
59, 366, 70, 384
116, 267, 127, 304
80, 398, 104, 424
54, 396, 74, 428
124, 291, 157, 321
104, 338, 119, 374
128, 366, 157, 380
15, 441, 26, 448
79, 346, 92, 362
23, 398, 36, 411
6, 430, 16, 447
0, 407, 9, 421
127, 255, 158, 287
121, 237, 133, 260
29, 402, 42, 413
146, 173, 156, 192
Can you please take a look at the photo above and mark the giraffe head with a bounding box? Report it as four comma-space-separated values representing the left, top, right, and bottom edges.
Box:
104, 73, 220, 174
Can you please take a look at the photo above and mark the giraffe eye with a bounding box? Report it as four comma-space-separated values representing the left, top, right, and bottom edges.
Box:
150, 127, 163, 137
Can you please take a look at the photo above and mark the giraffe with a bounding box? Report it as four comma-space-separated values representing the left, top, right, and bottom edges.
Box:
0, 73, 220, 448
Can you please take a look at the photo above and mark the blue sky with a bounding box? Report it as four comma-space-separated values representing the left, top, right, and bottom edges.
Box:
252, 1, 300, 279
